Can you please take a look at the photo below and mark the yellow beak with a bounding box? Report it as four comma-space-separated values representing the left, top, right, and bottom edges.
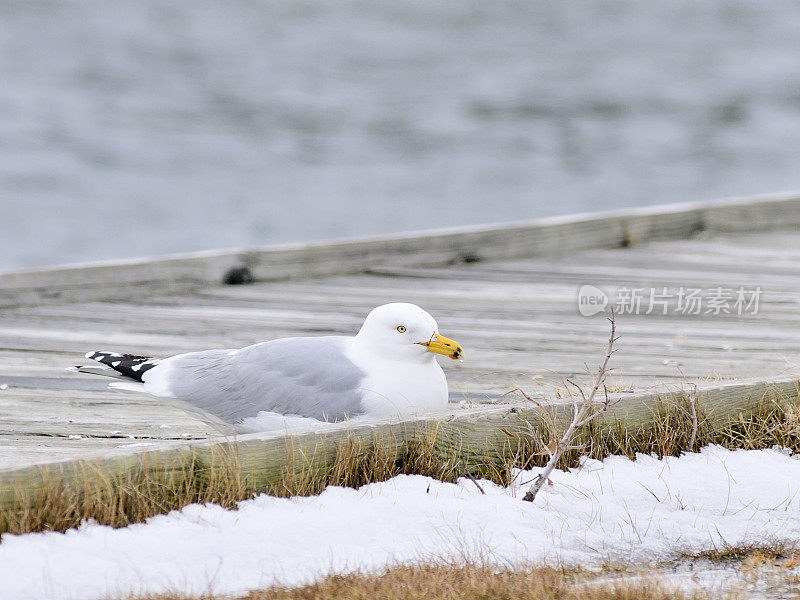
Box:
418, 332, 464, 360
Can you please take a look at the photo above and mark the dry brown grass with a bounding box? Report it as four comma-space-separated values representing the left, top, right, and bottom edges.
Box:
136, 563, 726, 600
680, 539, 799, 564
1, 447, 251, 536
0, 428, 464, 537
2, 388, 799, 538
512, 387, 800, 473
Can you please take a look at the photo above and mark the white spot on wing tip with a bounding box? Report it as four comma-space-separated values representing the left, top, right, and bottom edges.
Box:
85, 351, 95, 359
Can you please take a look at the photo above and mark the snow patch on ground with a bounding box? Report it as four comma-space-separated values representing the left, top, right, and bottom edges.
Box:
236, 411, 335, 433
2, 446, 800, 600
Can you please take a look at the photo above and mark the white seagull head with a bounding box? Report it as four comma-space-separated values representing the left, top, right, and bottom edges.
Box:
356, 303, 463, 362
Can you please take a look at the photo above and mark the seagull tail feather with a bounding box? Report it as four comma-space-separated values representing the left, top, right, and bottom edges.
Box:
67, 364, 127, 379
79, 350, 162, 382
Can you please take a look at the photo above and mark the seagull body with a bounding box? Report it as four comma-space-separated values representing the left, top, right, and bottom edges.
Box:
76, 303, 463, 426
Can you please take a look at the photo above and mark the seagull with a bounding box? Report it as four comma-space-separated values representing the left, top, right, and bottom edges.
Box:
74, 303, 463, 426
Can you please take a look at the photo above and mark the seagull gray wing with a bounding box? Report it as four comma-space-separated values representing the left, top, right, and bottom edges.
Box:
143, 336, 366, 423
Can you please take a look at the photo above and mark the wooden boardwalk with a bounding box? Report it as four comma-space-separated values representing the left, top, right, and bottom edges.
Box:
1, 193, 799, 478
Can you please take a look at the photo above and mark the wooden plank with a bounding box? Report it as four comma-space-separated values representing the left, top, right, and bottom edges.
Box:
2, 192, 799, 307
0, 436, 173, 471
1, 375, 797, 509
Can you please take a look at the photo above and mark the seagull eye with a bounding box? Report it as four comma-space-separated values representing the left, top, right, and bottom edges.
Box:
396, 325, 407, 333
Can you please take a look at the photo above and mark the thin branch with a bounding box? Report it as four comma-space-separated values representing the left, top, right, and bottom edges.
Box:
523, 309, 618, 503
465, 472, 486, 495
686, 383, 698, 452
675, 368, 699, 453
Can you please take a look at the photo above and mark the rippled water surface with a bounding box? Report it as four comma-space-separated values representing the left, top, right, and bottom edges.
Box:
2, 1, 800, 270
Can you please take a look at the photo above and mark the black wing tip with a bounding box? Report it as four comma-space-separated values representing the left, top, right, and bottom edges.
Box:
86, 350, 150, 361
84, 351, 161, 382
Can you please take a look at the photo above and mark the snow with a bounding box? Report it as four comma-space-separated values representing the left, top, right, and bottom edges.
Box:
237, 411, 334, 433
2, 446, 800, 600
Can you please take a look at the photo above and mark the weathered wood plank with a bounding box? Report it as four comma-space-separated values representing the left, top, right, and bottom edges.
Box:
1, 192, 799, 307
1, 375, 797, 509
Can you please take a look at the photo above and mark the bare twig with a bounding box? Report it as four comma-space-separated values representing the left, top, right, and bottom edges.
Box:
675, 368, 699, 453
522, 309, 619, 503
685, 383, 698, 452
457, 459, 486, 495
464, 473, 486, 495
500, 427, 519, 438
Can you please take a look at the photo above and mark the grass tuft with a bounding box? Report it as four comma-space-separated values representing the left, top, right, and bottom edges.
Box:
511, 387, 800, 473
0, 427, 464, 537
136, 563, 725, 600
1, 447, 251, 536
680, 539, 799, 564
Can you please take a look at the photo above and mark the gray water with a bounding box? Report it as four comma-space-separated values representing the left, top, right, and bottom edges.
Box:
2, 1, 800, 271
